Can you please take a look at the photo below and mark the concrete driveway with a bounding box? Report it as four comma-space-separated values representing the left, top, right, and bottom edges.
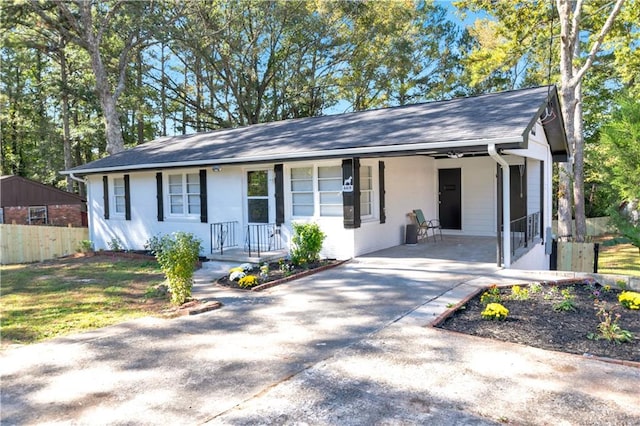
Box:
2, 255, 639, 425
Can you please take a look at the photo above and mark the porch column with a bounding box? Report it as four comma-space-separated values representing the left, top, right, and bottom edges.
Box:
489, 144, 511, 268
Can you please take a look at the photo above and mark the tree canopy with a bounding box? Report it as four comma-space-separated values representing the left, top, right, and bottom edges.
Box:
1, 0, 637, 227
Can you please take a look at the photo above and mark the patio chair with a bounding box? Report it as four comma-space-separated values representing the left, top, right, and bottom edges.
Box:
412, 209, 443, 242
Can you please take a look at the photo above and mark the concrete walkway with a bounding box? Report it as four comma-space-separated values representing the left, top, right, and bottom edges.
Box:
1, 255, 639, 425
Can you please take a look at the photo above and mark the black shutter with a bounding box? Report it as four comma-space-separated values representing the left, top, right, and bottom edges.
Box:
156, 173, 164, 222
102, 176, 109, 220
379, 161, 386, 224
274, 164, 284, 225
342, 158, 361, 229
124, 174, 131, 220
199, 169, 208, 223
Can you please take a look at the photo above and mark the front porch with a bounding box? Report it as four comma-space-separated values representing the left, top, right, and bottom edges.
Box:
208, 221, 288, 263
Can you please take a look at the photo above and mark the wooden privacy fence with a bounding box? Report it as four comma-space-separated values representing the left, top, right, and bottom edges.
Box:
551, 217, 614, 237
553, 241, 598, 273
0, 224, 89, 264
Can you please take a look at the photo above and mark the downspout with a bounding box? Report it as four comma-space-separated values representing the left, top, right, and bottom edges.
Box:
488, 144, 511, 268
68, 172, 85, 184
69, 173, 94, 247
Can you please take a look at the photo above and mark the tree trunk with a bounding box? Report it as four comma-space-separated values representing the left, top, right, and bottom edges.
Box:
556, 0, 577, 242
59, 38, 74, 192
572, 80, 587, 241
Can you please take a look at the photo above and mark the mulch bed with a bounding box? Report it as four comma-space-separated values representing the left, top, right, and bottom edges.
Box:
436, 280, 640, 364
215, 259, 346, 291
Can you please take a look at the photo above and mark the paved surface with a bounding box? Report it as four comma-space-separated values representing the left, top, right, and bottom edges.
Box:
2, 252, 639, 425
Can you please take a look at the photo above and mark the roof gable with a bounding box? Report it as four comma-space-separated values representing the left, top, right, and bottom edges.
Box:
0, 175, 85, 207
67, 85, 569, 175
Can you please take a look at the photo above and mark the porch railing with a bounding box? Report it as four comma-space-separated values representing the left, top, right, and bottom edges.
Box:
245, 223, 283, 257
210, 221, 238, 255
509, 211, 540, 256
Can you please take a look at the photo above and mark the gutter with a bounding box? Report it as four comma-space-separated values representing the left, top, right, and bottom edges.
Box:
488, 143, 511, 268
60, 136, 523, 176
68, 172, 86, 184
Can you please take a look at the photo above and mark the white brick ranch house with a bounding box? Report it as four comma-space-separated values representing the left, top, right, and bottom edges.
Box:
63, 85, 569, 269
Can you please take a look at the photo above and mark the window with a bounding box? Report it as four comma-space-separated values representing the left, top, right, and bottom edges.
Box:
318, 166, 342, 216
0, 207, 3, 224
291, 167, 313, 216
113, 177, 126, 215
360, 165, 372, 216
168, 173, 200, 216
290, 165, 350, 218
29, 206, 47, 225
247, 170, 269, 223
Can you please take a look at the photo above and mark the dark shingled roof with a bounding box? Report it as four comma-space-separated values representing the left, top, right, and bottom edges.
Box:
66, 85, 568, 175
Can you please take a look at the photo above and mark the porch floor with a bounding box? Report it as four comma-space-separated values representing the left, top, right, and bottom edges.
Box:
206, 235, 500, 265
365, 235, 498, 264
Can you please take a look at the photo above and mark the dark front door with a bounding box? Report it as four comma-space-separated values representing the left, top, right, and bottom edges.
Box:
438, 168, 461, 230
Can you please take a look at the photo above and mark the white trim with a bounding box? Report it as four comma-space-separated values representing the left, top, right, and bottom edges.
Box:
62, 137, 523, 175
488, 144, 510, 268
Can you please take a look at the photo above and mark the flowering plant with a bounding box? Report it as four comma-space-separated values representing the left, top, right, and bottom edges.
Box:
619, 291, 640, 310
587, 301, 634, 343
509, 285, 529, 301
238, 275, 259, 288
481, 303, 509, 320
480, 284, 501, 305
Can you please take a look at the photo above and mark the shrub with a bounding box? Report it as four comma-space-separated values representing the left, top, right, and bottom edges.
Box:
619, 291, 640, 310
77, 239, 93, 253
481, 303, 509, 320
238, 275, 259, 288
108, 236, 124, 251
290, 222, 326, 266
151, 232, 202, 305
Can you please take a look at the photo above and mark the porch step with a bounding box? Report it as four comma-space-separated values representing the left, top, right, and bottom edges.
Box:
206, 248, 288, 264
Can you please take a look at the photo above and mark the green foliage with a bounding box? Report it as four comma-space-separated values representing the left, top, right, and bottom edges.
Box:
529, 283, 542, 294
553, 287, 577, 312
479, 284, 501, 305
509, 285, 529, 301
77, 240, 94, 253
598, 95, 640, 202
151, 232, 202, 305
238, 275, 259, 288
619, 291, 640, 310
607, 207, 640, 252
108, 237, 124, 251
290, 222, 326, 266
481, 303, 509, 320
588, 301, 634, 344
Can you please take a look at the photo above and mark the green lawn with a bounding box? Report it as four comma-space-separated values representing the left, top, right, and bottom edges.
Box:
0, 256, 169, 346
597, 241, 640, 277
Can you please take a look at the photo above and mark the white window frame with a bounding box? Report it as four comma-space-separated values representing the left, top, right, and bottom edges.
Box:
28, 206, 47, 225
289, 163, 377, 220
112, 177, 126, 216
290, 167, 314, 217
360, 165, 373, 218
317, 165, 342, 217
166, 172, 201, 219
